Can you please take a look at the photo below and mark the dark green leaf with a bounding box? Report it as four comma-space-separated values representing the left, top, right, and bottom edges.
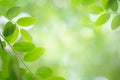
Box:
109, 0, 118, 12
6, 7, 21, 19
48, 76, 66, 80
13, 42, 35, 52
36, 66, 53, 79
111, 15, 120, 30
21, 29, 32, 41
5, 27, 19, 44
2, 22, 16, 37
95, 13, 110, 26
17, 17, 36, 26
24, 47, 45, 62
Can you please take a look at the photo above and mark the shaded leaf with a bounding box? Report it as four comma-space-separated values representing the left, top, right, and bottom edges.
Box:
13, 42, 35, 52
2, 22, 16, 37
21, 29, 32, 41
109, 0, 118, 12
6, 7, 21, 19
95, 13, 110, 26
24, 47, 45, 62
111, 15, 120, 30
48, 76, 66, 80
17, 17, 36, 26
36, 66, 53, 79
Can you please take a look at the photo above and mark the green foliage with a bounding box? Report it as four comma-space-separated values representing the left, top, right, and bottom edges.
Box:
95, 13, 110, 26
13, 41, 35, 52
2, 21, 16, 37
21, 29, 33, 41
90, 5, 104, 14
17, 17, 36, 26
48, 76, 66, 80
109, 0, 118, 12
102, 0, 109, 10
111, 15, 120, 30
24, 47, 45, 62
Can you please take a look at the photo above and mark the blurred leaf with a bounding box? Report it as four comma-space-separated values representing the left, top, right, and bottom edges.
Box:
48, 76, 66, 80
95, 13, 110, 26
36, 66, 53, 79
2, 22, 16, 37
101, 0, 109, 10
13, 41, 35, 52
6, 6, 21, 19
109, 0, 118, 12
90, 5, 103, 14
17, 17, 36, 26
81, 0, 95, 5
1, 41, 6, 47
21, 29, 32, 41
111, 15, 120, 30
24, 47, 45, 62
5, 27, 19, 44
71, 0, 81, 7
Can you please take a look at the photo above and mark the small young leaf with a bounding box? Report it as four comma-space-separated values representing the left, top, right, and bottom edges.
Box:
90, 5, 103, 14
109, 0, 118, 12
21, 29, 32, 41
48, 76, 66, 80
6, 7, 21, 19
17, 17, 36, 26
5, 27, 19, 44
2, 22, 16, 37
95, 13, 110, 26
111, 15, 120, 30
102, 0, 109, 10
13, 42, 35, 52
36, 66, 53, 79
24, 47, 45, 62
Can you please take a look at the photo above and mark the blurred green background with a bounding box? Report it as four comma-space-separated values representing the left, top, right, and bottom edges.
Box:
1, 0, 120, 80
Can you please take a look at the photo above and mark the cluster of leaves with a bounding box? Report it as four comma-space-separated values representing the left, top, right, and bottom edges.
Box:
0, 6, 66, 80
90, 0, 120, 30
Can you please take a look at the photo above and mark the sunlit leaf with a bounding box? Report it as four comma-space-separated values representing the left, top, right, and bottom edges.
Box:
90, 5, 103, 14
13, 42, 35, 52
6, 7, 21, 19
5, 27, 19, 44
36, 66, 53, 79
24, 47, 45, 62
109, 0, 118, 12
21, 29, 32, 41
111, 15, 120, 30
71, 0, 81, 7
95, 13, 110, 26
2, 22, 16, 37
17, 17, 36, 26
102, 0, 109, 10
48, 76, 66, 80
81, 0, 95, 5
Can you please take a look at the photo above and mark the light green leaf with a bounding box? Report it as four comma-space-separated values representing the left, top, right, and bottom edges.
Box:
90, 5, 103, 14
13, 42, 35, 52
36, 66, 53, 79
48, 76, 66, 80
95, 13, 110, 26
6, 7, 21, 19
5, 27, 19, 44
2, 22, 16, 37
102, 0, 109, 10
24, 47, 45, 62
71, 0, 81, 7
21, 29, 32, 41
111, 15, 120, 30
109, 0, 118, 12
17, 17, 36, 26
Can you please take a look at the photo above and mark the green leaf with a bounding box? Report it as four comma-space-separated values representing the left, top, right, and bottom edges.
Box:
101, 0, 109, 10
36, 66, 53, 79
1, 41, 6, 47
2, 22, 16, 37
111, 15, 120, 30
6, 7, 21, 19
71, 0, 81, 7
21, 29, 32, 41
109, 0, 118, 12
17, 17, 36, 26
48, 76, 66, 80
13, 42, 35, 52
5, 27, 19, 44
95, 13, 110, 26
90, 5, 103, 14
24, 47, 45, 62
